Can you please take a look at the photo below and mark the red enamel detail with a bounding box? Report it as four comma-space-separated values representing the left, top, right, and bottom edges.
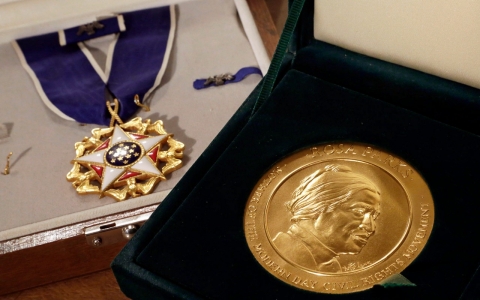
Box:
148, 146, 159, 162
118, 171, 142, 181
96, 138, 110, 151
130, 133, 149, 140
91, 165, 104, 177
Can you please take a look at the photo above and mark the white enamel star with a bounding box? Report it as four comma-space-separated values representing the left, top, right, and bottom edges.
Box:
74, 125, 167, 192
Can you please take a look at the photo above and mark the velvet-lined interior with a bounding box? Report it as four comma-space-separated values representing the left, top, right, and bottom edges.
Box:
123, 60, 480, 298
292, 40, 480, 136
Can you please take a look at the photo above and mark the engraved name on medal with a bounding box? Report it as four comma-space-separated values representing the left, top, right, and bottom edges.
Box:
244, 143, 434, 294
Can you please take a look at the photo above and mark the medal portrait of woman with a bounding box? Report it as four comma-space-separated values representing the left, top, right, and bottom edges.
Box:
273, 164, 381, 273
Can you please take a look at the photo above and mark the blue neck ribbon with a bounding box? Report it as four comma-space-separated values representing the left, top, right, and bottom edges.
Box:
15, 6, 173, 126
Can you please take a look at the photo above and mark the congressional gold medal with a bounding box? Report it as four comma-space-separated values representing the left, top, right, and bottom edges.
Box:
67, 116, 184, 201
244, 143, 434, 294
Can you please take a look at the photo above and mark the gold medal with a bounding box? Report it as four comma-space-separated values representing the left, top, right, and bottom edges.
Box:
244, 142, 434, 294
67, 99, 184, 201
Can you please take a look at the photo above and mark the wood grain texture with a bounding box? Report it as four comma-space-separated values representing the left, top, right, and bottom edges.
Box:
0, 269, 128, 300
0, 236, 127, 295
265, 0, 288, 34
246, 0, 280, 59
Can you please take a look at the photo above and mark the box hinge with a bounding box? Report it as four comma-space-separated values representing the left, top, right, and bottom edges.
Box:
84, 212, 152, 247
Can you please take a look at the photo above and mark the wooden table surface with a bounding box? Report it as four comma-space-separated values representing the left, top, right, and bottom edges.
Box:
1, 270, 128, 300
1, 1, 287, 299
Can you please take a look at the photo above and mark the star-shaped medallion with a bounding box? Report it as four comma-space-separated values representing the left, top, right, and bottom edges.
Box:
73, 125, 167, 193
67, 117, 184, 201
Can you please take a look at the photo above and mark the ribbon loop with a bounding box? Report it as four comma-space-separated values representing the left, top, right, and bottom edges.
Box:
193, 67, 262, 90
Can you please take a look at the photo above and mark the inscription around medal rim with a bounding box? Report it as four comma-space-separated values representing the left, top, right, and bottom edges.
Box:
244, 142, 434, 294
307, 144, 414, 180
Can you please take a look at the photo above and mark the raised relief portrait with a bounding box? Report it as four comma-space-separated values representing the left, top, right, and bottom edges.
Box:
246, 144, 432, 293
272, 164, 381, 273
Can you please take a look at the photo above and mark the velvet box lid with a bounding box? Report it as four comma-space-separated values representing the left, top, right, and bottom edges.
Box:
112, 1, 480, 299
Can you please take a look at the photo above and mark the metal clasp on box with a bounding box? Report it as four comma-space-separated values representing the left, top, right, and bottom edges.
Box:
84, 212, 152, 247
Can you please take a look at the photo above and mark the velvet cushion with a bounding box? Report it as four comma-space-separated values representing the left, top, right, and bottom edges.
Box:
292, 40, 480, 135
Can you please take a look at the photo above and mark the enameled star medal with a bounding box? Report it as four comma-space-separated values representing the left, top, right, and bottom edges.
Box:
67, 100, 184, 201
14, 7, 180, 201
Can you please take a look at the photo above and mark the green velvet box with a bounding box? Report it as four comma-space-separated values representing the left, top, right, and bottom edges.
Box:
112, 1, 480, 298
